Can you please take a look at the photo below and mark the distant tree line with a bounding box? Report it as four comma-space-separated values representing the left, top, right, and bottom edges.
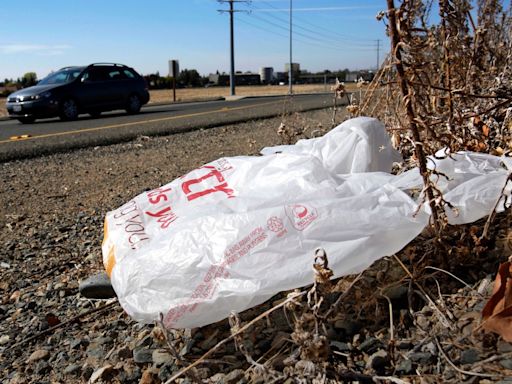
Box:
144, 69, 210, 89
144, 68, 353, 89
1, 68, 360, 97
0, 72, 38, 96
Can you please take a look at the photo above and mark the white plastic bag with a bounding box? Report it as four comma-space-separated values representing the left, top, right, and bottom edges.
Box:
261, 117, 402, 176
102, 117, 510, 328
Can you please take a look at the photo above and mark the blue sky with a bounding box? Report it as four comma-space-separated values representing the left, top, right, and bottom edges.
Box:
0, 0, 389, 80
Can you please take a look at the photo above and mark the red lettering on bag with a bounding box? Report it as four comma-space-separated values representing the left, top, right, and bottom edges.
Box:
147, 187, 173, 205
181, 165, 235, 201
145, 206, 177, 229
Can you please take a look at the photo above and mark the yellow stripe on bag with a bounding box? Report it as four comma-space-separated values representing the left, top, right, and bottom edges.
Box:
104, 246, 116, 277
102, 218, 116, 277
102, 218, 109, 246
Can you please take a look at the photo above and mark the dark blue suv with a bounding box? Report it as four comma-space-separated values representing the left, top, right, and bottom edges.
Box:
6, 63, 150, 124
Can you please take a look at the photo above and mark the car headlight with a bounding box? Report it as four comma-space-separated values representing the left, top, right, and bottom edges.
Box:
20, 92, 52, 101
36, 91, 52, 99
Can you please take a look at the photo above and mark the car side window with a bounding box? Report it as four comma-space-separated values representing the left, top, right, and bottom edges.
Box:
107, 69, 125, 80
82, 67, 108, 82
49, 72, 69, 84
123, 69, 136, 79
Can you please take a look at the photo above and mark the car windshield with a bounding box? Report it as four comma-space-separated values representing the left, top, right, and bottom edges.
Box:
38, 68, 84, 85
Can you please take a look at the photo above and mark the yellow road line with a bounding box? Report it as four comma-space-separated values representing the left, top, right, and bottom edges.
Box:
0, 100, 278, 145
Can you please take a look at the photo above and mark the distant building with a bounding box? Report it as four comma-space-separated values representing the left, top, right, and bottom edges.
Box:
284, 63, 300, 75
208, 73, 261, 86
274, 72, 287, 84
259, 67, 274, 84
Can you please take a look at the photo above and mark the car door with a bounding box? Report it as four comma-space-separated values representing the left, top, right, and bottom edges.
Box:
104, 67, 128, 108
75, 67, 111, 110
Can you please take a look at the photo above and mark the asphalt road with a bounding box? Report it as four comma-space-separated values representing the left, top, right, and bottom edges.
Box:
0, 93, 343, 162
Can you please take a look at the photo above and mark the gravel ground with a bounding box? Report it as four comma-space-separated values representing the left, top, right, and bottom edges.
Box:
1, 108, 511, 383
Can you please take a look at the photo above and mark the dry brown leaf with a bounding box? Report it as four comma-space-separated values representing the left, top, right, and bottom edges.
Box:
482, 124, 490, 137
482, 260, 512, 342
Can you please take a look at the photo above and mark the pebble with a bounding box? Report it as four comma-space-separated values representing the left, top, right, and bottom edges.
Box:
152, 349, 173, 366
223, 369, 245, 383
330, 341, 351, 352
500, 359, 512, 370
409, 352, 435, 365
69, 338, 87, 350
86, 345, 108, 360
79, 272, 116, 299
63, 364, 81, 375
27, 349, 50, 363
34, 361, 51, 375
158, 362, 177, 382
498, 340, 512, 353
133, 348, 154, 364
381, 284, 408, 300
89, 364, 114, 383
460, 348, 480, 365
396, 359, 414, 374
359, 337, 383, 354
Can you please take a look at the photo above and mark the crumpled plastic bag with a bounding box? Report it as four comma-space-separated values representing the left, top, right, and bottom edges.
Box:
261, 117, 402, 176
102, 117, 511, 328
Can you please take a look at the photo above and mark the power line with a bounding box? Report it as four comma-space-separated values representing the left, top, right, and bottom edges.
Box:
249, 3, 370, 47
240, 12, 376, 52
257, 0, 377, 43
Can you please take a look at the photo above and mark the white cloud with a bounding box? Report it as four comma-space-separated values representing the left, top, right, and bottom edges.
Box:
0, 44, 71, 55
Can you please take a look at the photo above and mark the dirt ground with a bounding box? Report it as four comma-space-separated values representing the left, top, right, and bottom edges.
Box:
1, 106, 510, 383
0, 108, 335, 383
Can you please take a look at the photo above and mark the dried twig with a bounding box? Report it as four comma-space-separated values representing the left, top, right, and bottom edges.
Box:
380, 294, 395, 341
434, 336, 499, 379
387, 0, 442, 233
164, 291, 306, 383
424, 266, 485, 297
481, 172, 512, 240
393, 255, 454, 330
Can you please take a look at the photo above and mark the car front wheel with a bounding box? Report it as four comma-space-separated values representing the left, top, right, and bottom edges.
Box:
126, 94, 141, 114
59, 99, 79, 121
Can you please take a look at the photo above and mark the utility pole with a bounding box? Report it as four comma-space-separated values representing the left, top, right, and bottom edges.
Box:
289, 0, 293, 95
218, 0, 248, 97
376, 39, 381, 71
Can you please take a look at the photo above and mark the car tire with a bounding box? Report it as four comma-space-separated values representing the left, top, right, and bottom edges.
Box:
59, 99, 79, 121
126, 94, 141, 114
17, 117, 36, 124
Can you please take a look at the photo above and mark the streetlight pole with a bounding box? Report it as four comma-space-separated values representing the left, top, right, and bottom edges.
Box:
288, 0, 293, 95
218, 0, 246, 97
229, 0, 236, 96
